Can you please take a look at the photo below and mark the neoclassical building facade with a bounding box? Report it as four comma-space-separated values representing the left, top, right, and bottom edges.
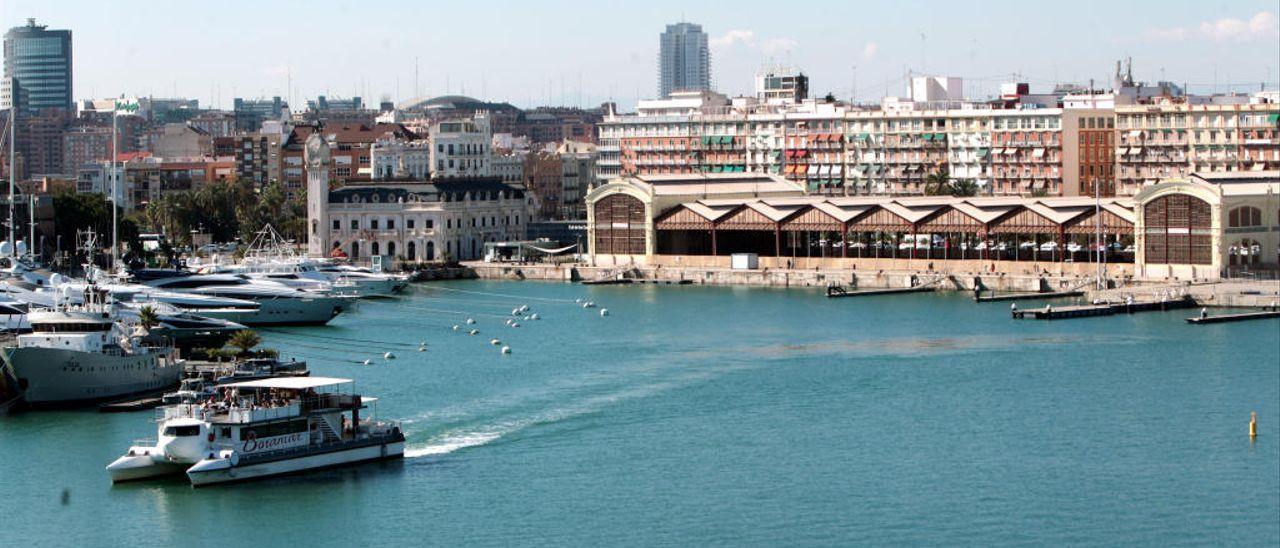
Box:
306, 133, 533, 263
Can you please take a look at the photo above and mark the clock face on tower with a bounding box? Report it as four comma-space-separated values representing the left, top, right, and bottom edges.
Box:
304, 133, 330, 167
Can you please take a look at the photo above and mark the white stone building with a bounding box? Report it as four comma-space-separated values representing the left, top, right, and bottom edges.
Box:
305, 133, 534, 263
371, 136, 431, 180
430, 113, 492, 178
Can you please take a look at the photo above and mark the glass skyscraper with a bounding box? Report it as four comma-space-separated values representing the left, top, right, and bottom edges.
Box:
3, 19, 73, 112
658, 23, 710, 99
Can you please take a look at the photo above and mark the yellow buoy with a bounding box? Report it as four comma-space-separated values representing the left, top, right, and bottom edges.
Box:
1250, 411, 1257, 439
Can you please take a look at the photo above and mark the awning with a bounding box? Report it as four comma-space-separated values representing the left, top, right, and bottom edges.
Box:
785, 150, 796, 158
831, 165, 843, 175
722, 136, 734, 145
1128, 130, 1143, 137
771, 150, 782, 159
990, 147, 1003, 155
795, 150, 809, 158
922, 134, 934, 141
807, 164, 820, 175
1032, 148, 1046, 157
1003, 147, 1017, 155
522, 242, 579, 254
1130, 147, 1143, 155
977, 148, 990, 158
1268, 113, 1279, 123
1032, 180, 1046, 189
819, 165, 832, 176
702, 136, 714, 145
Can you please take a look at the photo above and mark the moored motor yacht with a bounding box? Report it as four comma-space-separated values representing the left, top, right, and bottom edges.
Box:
107, 376, 404, 486
141, 274, 352, 326
0, 285, 183, 406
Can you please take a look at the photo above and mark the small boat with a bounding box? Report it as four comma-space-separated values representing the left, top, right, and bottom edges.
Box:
107, 376, 404, 486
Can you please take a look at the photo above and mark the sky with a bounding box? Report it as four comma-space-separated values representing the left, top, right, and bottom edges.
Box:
3, 0, 1278, 111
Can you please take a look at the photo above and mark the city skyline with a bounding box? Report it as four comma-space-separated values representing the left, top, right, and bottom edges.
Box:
1, 0, 1278, 111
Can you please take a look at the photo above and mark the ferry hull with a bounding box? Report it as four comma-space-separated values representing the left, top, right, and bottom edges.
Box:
186, 441, 405, 486
1, 347, 182, 406
107, 449, 189, 483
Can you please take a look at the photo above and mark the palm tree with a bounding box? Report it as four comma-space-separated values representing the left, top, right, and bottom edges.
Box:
137, 305, 160, 331
923, 168, 952, 196
949, 179, 979, 197
227, 330, 262, 357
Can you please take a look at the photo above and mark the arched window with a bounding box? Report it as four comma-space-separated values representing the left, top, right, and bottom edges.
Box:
593, 193, 647, 255
427, 241, 436, 261
350, 241, 360, 258
1143, 194, 1212, 265
1228, 239, 1262, 266
1227, 206, 1262, 228
371, 241, 380, 256
407, 241, 416, 260
387, 241, 396, 258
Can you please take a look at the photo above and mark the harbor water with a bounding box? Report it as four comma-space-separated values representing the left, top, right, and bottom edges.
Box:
2, 280, 1277, 546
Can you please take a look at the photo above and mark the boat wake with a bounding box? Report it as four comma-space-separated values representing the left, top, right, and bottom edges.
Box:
403, 361, 754, 458
404, 432, 502, 457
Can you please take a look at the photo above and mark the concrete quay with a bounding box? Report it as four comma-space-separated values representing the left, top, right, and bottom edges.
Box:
461, 258, 1115, 294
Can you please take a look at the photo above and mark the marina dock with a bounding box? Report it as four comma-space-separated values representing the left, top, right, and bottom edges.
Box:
826, 285, 936, 298
1185, 310, 1280, 324
975, 290, 1083, 302
1012, 297, 1197, 320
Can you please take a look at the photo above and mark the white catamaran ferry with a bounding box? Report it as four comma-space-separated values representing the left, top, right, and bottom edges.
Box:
107, 377, 404, 486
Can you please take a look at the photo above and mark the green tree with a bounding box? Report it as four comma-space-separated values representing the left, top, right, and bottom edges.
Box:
137, 305, 160, 330
923, 168, 952, 196
949, 179, 979, 197
226, 329, 262, 357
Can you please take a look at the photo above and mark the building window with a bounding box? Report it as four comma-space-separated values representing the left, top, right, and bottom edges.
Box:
350, 220, 359, 229
407, 219, 415, 229
371, 219, 379, 230
387, 219, 395, 230
332, 220, 340, 230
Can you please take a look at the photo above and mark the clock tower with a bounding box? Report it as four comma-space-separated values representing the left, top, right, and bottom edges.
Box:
304, 132, 331, 257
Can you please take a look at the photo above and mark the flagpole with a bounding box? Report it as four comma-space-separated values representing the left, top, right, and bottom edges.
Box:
111, 103, 119, 273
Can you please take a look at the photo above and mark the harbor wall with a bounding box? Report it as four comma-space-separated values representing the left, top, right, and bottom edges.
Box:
462, 255, 1136, 293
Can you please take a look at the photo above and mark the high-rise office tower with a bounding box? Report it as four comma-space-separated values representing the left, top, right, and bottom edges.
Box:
658, 23, 710, 98
2, 19, 73, 112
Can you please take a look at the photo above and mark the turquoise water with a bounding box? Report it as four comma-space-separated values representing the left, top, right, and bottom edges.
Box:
2, 281, 1278, 546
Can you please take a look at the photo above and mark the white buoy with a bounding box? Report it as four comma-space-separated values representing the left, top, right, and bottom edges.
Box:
600, 308, 609, 317
501, 346, 511, 354
418, 342, 427, 352
511, 322, 520, 328
452, 325, 460, 331
468, 329, 479, 335
575, 298, 583, 304
530, 313, 540, 320
586, 301, 597, 308
491, 338, 501, 346
361, 359, 372, 366
512, 308, 520, 316
523, 315, 531, 321
505, 318, 513, 326
466, 318, 476, 325
384, 352, 396, 360
582, 302, 590, 308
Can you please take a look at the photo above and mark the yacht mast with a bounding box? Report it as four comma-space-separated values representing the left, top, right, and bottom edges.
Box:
8, 102, 14, 257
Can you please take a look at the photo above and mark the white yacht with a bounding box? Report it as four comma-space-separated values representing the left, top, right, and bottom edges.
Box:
107, 376, 404, 486
311, 262, 409, 297
141, 274, 351, 326
0, 286, 183, 406
199, 224, 404, 298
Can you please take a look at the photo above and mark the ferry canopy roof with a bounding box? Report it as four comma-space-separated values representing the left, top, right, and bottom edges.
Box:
221, 376, 352, 390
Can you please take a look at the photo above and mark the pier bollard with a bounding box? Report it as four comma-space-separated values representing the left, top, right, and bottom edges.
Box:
1251, 411, 1258, 439
1010, 303, 1018, 318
